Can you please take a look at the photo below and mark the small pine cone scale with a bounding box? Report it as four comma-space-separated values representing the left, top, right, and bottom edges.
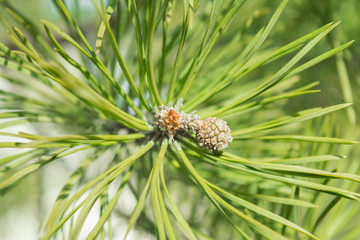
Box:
188, 118, 203, 132
192, 117, 233, 152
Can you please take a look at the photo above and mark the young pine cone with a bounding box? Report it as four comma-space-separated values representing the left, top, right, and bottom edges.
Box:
189, 117, 233, 152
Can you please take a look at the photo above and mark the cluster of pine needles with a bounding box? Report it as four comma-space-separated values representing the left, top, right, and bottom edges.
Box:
0, 0, 359, 239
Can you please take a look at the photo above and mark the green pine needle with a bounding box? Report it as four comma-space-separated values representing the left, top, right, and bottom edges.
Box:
0, 0, 359, 239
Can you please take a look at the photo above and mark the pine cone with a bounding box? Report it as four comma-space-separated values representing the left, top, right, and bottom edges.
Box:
191, 117, 233, 152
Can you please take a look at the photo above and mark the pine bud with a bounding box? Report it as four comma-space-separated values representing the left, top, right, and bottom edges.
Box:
154, 99, 232, 152
154, 99, 192, 140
